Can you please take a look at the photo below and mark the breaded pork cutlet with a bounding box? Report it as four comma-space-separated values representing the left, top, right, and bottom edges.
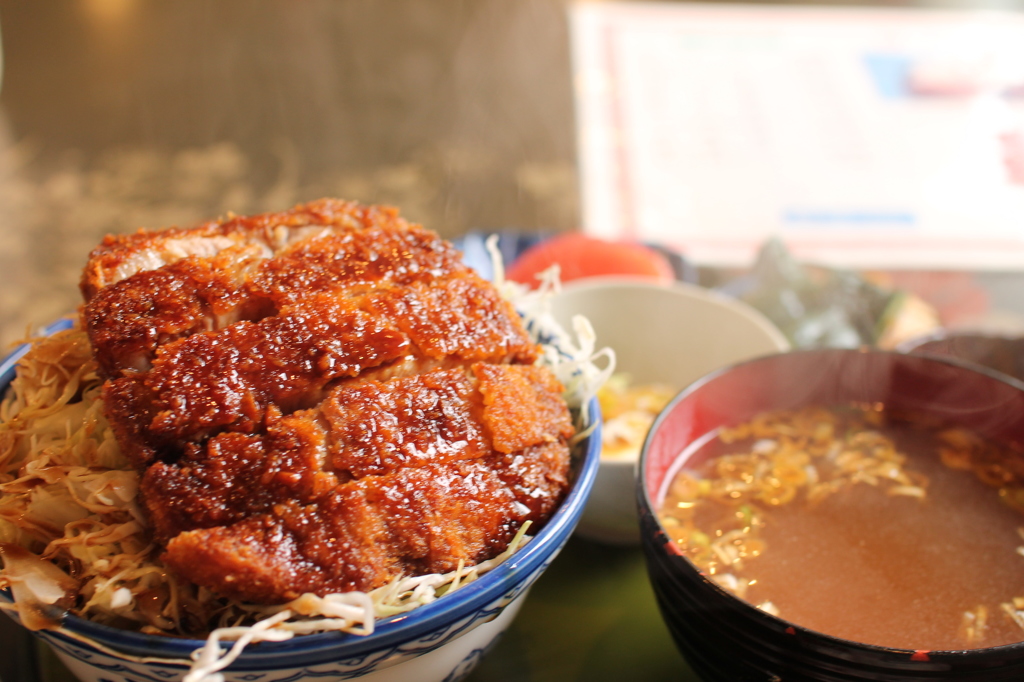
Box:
79, 199, 573, 603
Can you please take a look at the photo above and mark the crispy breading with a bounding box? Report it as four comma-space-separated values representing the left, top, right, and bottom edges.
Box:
82, 200, 572, 603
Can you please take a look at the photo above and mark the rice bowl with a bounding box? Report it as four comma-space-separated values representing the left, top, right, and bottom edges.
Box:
0, 318, 603, 682
0, 201, 608, 682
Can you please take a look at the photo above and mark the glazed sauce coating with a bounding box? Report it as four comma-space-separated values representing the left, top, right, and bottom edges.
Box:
83, 199, 572, 603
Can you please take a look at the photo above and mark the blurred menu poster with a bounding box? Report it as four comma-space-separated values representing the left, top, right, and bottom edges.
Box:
571, 2, 1024, 270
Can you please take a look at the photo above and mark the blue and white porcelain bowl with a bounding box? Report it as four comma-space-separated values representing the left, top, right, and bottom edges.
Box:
0, 319, 602, 682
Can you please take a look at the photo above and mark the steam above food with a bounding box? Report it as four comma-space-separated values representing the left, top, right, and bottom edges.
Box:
4, 199, 575, 612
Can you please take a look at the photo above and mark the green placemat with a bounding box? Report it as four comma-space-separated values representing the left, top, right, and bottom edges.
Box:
467, 536, 697, 682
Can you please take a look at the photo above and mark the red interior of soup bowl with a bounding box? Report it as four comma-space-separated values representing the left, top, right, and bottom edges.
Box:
643, 348, 1024, 506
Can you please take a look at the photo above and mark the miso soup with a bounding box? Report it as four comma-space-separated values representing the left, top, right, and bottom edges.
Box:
657, 404, 1024, 651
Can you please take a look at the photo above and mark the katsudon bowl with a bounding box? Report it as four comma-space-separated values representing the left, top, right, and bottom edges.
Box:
639, 349, 1024, 681
0, 318, 603, 682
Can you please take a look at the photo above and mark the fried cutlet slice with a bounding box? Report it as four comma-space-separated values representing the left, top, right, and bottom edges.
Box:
83, 212, 472, 378
158, 442, 570, 603
79, 198, 410, 299
141, 365, 573, 602
83, 244, 271, 375
103, 274, 538, 469
139, 365, 573, 539
160, 461, 520, 602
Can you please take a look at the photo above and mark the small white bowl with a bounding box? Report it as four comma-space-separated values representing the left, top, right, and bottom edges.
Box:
547, 278, 790, 545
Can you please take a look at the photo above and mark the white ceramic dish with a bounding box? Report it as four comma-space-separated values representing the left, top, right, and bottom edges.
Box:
0, 319, 603, 682
547, 278, 790, 545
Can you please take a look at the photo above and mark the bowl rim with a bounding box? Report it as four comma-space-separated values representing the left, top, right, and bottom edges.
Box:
549, 276, 791, 352
896, 329, 1024, 354
637, 346, 1024, 658
0, 318, 603, 665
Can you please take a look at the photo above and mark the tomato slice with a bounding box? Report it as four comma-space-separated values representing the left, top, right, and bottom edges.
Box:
506, 233, 675, 288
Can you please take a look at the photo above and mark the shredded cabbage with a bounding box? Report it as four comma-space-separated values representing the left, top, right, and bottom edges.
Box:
486, 235, 615, 431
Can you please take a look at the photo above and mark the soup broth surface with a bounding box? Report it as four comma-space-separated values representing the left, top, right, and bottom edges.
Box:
658, 405, 1024, 651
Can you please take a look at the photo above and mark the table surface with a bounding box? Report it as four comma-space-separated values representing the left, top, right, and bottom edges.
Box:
0, 2, 1021, 681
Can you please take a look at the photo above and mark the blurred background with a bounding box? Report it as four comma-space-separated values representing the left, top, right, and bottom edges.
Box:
0, 0, 1020, 351
2, 1, 1024, 681
0, 0, 582, 349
